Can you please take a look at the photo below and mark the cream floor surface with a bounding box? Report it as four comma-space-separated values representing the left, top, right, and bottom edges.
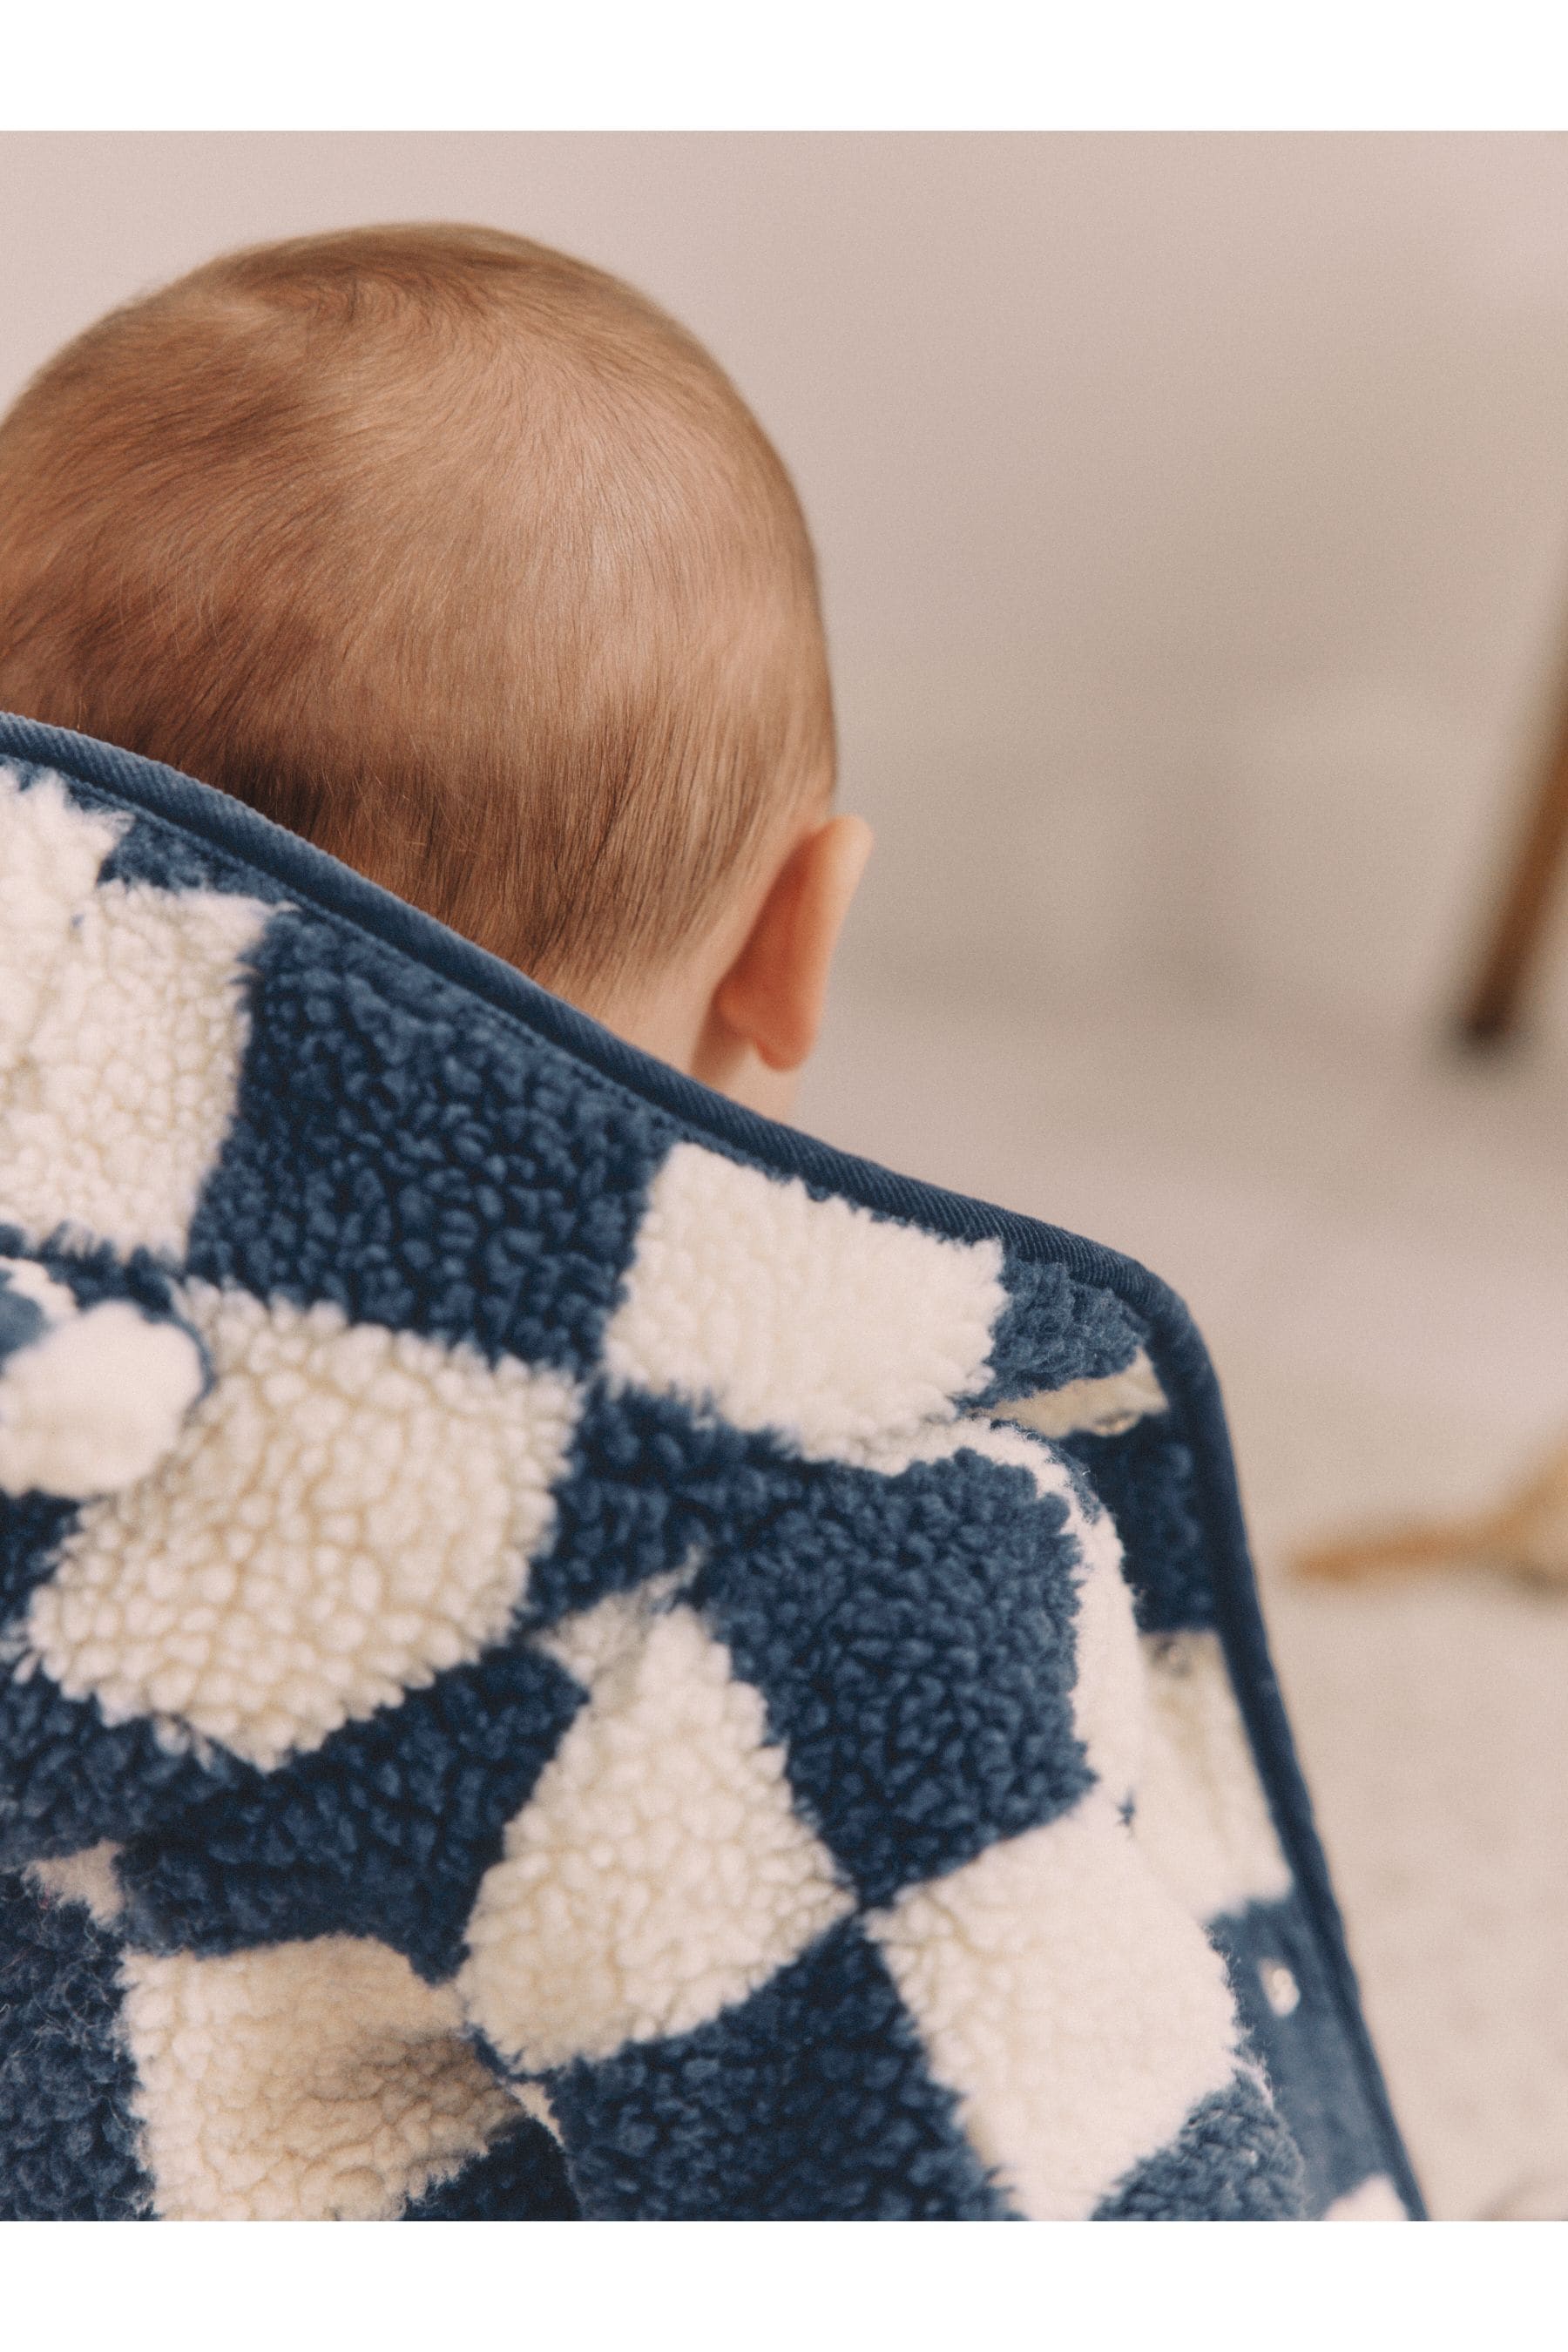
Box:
798, 977, 1568, 2221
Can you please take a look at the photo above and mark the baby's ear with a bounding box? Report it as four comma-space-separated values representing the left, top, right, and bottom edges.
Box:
713, 814, 872, 1072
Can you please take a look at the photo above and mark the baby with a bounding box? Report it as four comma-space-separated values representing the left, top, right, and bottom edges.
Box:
0, 220, 1421, 2230
0, 220, 871, 1117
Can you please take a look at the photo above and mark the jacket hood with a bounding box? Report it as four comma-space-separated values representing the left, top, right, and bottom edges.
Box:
0, 713, 1420, 2221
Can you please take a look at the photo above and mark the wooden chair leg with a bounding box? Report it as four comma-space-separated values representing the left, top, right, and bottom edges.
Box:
1458, 665, 1568, 1046
1294, 1435, 1568, 1589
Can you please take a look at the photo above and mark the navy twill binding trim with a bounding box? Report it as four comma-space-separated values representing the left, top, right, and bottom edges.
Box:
0, 711, 1426, 2216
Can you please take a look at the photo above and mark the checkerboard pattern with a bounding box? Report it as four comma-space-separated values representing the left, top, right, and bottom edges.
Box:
0, 729, 1417, 2220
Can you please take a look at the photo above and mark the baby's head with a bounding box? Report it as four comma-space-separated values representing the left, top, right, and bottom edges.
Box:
0, 223, 869, 1112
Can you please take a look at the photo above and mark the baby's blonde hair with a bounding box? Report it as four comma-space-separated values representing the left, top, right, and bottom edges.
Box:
0, 222, 835, 996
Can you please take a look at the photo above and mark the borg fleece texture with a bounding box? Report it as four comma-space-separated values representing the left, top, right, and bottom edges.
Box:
0, 718, 1423, 2222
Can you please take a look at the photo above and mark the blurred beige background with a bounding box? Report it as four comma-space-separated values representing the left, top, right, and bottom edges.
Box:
5, 132, 1568, 2216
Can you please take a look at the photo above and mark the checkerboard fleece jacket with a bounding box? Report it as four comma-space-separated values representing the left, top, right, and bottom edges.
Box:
0, 717, 1423, 2222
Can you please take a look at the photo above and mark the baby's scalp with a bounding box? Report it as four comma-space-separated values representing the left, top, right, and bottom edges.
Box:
0, 223, 835, 1000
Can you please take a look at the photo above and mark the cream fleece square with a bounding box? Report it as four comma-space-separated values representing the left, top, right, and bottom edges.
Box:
603, 1141, 1009, 1463
24, 1283, 581, 1768
461, 1596, 851, 2070
870, 1793, 1243, 2220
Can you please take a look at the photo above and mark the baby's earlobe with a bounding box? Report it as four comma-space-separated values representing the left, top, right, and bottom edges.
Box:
713, 813, 872, 1078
